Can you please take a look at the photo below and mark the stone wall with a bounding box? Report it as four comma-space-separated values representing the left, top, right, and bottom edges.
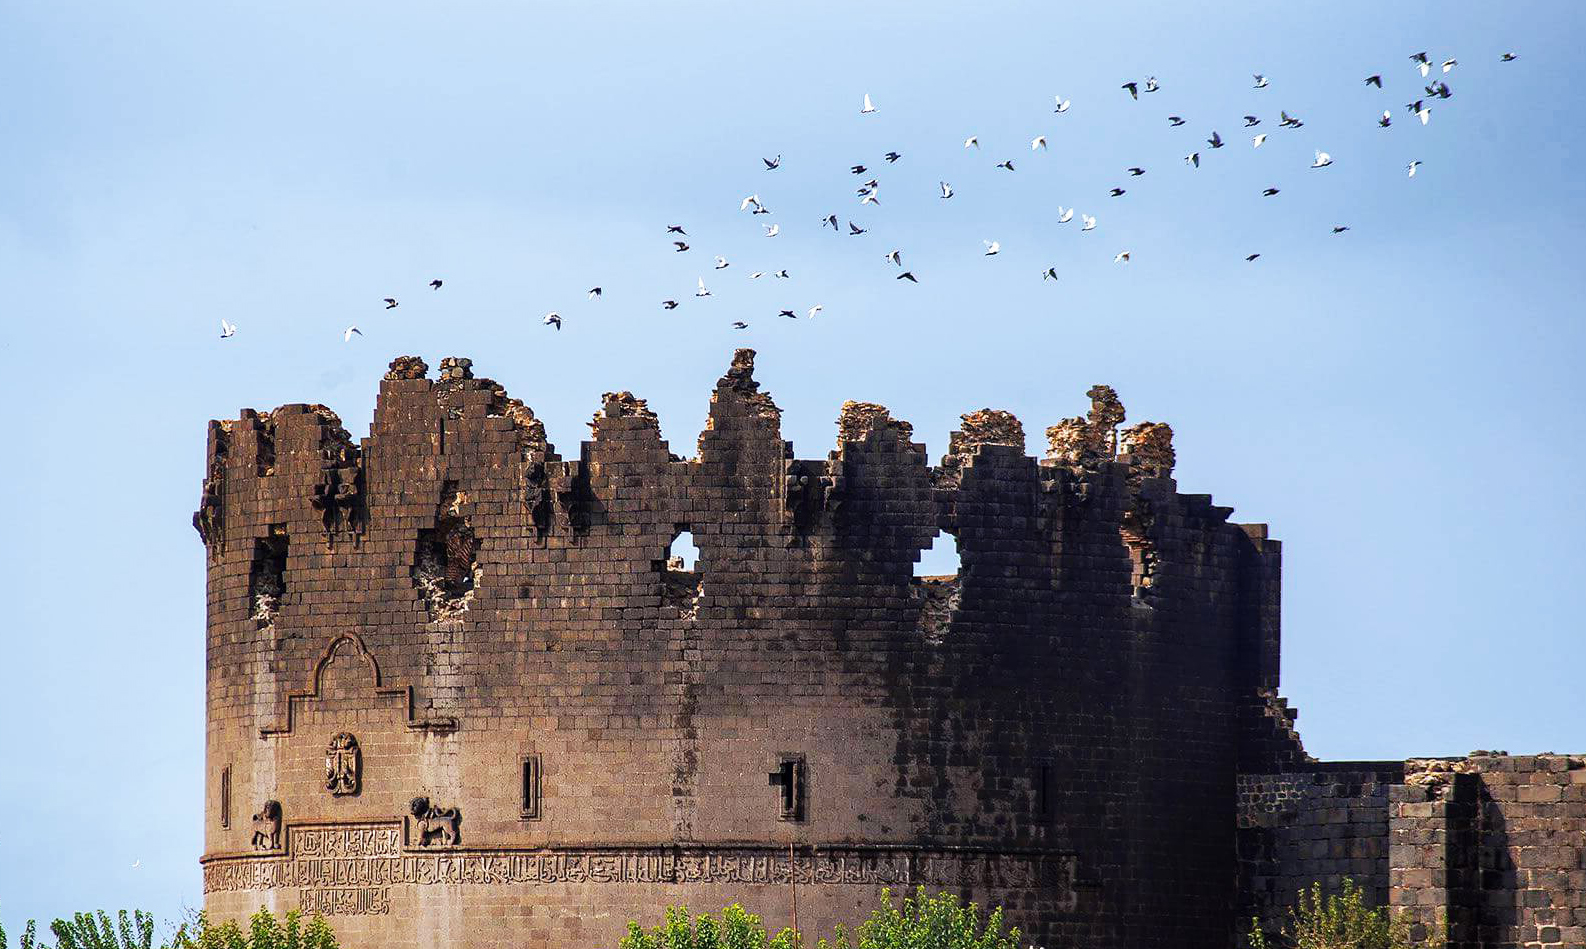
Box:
197, 351, 1284, 949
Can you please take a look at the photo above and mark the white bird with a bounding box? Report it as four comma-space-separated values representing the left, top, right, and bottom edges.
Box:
1081, 214, 1097, 231
1057, 206, 1074, 223
714, 256, 729, 269
1442, 59, 1457, 73
983, 240, 1001, 256
696, 277, 711, 297
1253, 133, 1267, 148
1053, 96, 1071, 113
1416, 60, 1431, 78
939, 181, 954, 199
1253, 74, 1269, 88
131, 860, 141, 870
1144, 76, 1160, 93
219, 319, 236, 338
1407, 160, 1422, 177
1311, 150, 1333, 168
1380, 110, 1393, 128
859, 191, 880, 206
1114, 251, 1131, 263
740, 194, 758, 211
1185, 152, 1200, 168
1417, 106, 1431, 125
861, 93, 876, 114
807, 305, 823, 319
963, 136, 979, 149
1032, 135, 1048, 151
885, 249, 902, 266
763, 223, 780, 237
750, 271, 766, 279
343, 326, 362, 342
542, 313, 561, 330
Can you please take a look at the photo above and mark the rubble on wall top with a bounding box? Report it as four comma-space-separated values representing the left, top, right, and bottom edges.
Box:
949, 409, 1025, 454
438, 357, 474, 381
386, 355, 429, 380
838, 401, 915, 446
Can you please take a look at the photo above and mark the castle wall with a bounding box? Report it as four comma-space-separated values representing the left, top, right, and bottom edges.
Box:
197, 352, 1282, 949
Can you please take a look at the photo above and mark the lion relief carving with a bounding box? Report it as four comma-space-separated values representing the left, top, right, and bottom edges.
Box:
409, 795, 460, 848
251, 800, 282, 851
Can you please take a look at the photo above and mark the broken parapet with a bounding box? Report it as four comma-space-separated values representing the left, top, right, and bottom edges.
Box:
1119, 422, 1175, 480
1045, 387, 1176, 482
590, 391, 660, 439
838, 401, 915, 446
385, 355, 429, 380
948, 409, 1025, 455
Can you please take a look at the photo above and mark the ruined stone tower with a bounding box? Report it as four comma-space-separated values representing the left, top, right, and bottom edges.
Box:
196, 351, 1586, 949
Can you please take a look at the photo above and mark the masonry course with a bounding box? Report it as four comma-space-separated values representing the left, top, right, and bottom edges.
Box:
196, 351, 1581, 949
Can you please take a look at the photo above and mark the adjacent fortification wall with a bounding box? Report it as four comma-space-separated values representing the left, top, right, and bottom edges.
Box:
197, 351, 1284, 949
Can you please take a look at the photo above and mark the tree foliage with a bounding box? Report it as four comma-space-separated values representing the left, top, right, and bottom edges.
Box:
819, 888, 1021, 949
2, 910, 336, 949
1249, 878, 1445, 949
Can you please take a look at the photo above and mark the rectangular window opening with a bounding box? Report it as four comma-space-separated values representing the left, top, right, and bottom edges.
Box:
220, 765, 232, 829
767, 754, 807, 823
521, 754, 542, 821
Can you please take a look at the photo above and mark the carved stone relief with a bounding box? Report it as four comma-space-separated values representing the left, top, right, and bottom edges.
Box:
408, 796, 461, 848
251, 801, 282, 851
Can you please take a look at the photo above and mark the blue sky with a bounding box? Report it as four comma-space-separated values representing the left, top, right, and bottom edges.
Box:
3, 0, 1583, 932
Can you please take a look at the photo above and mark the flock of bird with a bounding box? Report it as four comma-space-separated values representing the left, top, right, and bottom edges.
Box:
216, 49, 1519, 341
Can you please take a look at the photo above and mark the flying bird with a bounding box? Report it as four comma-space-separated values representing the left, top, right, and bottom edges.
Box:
1042, 267, 1058, 281
808, 305, 823, 318
1406, 99, 1424, 114
763, 154, 781, 170
1109, 187, 1126, 197
1168, 116, 1185, 126
1441, 59, 1458, 73
1032, 136, 1048, 151
1122, 81, 1139, 100
344, 326, 362, 341
1500, 52, 1518, 62
773, 269, 790, 278
1114, 251, 1131, 263
1253, 74, 1269, 88
1054, 96, 1071, 113
1128, 167, 1145, 176
1246, 254, 1261, 261
673, 241, 690, 252
823, 214, 840, 231
1365, 75, 1383, 87
667, 224, 687, 235
732, 321, 749, 329
1379, 110, 1392, 128
763, 223, 780, 237
662, 300, 679, 310
1262, 187, 1280, 196
429, 279, 442, 290
1410, 52, 1432, 77
750, 271, 766, 279
860, 191, 881, 206
696, 278, 711, 297
1279, 110, 1303, 128
1207, 131, 1224, 148
543, 312, 561, 330
714, 255, 730, 269
1407, 160, 1422, 177
384, 298, 398, 309
1244, 115, 1261, 127
1331, 225, 1350, 234
896, 271, 917, 283
1081, 214, 1097, 231
885, 249, 902, 266
861, 93, 876, 114
939, 181, 954, 199
964, 136, 979, 149
1253, 133, 1267, 148
588, 287, 602, 299
1430, 82, 1451, 99
884, 151, 901, 162
778, 309, 797, 319
1417, 105, 1431, 124
219, 319, 236, 338
739, 194, 762, 212
1057, 206, 1074, 223
851, 164, 867, 174
996, 159, 1016, 171
1144, 76, 1160, 93
983, 240, 1000, 256
1185, 152, 1200, 167
1311, 150, 1333, 168
849, 222, 867, 235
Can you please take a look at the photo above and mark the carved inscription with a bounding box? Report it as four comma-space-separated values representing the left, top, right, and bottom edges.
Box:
300, 887, 390, 916
203, 823, 1079, 913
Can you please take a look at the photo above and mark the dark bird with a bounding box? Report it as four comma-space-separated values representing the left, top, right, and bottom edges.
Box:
662, 300, 679, 310
1244, 115, 1261, 127
1262, 187, 1280, 196
778, 309, 797, 319
1207, 131, 1224, 148
884, 151, 901, 163
1144, 76, 1160, 93
732, 322, 749, 330
1379, 110, 1392, 127
885, 249, 902, 266
1501, 52, 1518, 62
823, 214, 840, 231
851, 164, 867, 174
588, 287, 602, 298
1128, 167, 1145, 176
896, 271, 918, 283
1406, 99, 1424, 114
1042, 267, 1058, 281
1410, 51, 1430, 65
1432, 81, 1451, 99
763, 154, 781, 170
996, 159, 1016, 171
1279, 110, 1303, 128
673, 241, 689, 252
1365, 74, 1383, 87
1411, 51, 1432, 77
849, 222, 867, 235
543, 312, 561, 330
384, 298, 398, 309
429, 280, 442, 290
773, 269, 790, 278
667, 224, 687, 235
1168, 115, 1186, 126
1245, 253, 1261, 262
1331, 225, 1350, 234
1122, 81, 1139, 100
1109, 187, 1127, 197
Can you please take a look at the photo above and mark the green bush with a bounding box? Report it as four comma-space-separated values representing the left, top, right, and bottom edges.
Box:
1248, 878, 1444, 949
2, 909, 337, 949
620, 887, 1020, 949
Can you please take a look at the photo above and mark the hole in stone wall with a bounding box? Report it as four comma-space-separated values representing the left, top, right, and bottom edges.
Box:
413, 483, 480, 621
912, 530, 962, 643
520, 754, 542, 821
1120, 511, 1157, 604
661, 527, 703, 618
249, 529, 288, 631
220, 765, 232, 829
767, 754, 808, 823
